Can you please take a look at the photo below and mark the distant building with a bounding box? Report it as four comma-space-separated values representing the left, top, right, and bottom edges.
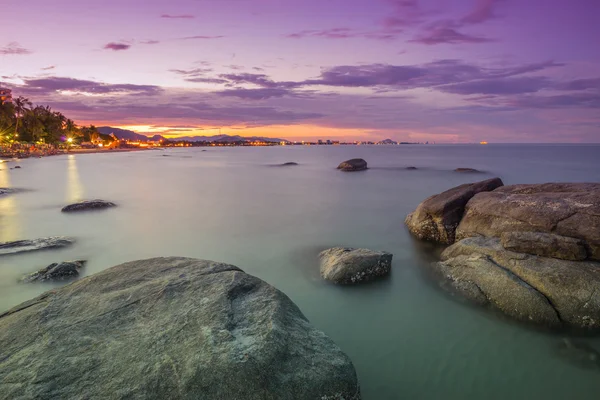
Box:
0, 88, 12, 103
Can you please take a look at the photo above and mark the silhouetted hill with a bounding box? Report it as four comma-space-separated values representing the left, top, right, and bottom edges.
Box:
97, 127, 287, 143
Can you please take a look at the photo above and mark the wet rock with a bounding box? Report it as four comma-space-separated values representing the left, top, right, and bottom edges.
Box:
0, 237, 75, 256
0, 257, 361, 400
501, 231, 587, 261
556, 338, 600, 370
61, 199, 116, 213
405, 178, 504, 244
406, 166, 418, 170
0, 188, 23, 196
434, 237, 600, 330
320, 247, 392, 284
337, 158, 367, 172
280, 162, 298, 166
22, 260, 86, 283
454, 168, 480, 173
14, 165, 21, 169
456, 182, 600, 260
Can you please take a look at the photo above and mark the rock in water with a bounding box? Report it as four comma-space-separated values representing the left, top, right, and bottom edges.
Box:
456, 182, 600, 260
22, 260, 86, 283
320, 247, 393, 284
556, 338, 600, 370
0, 237, 75, 256
405, 178, 504, 244
337, 159, 367, 172
454, 168, 480, 173
280, 162, 298, 166
433, 237, 600, 330
61, 199, 116, 212
0, 257, 361, 400
501, 231, 587, 261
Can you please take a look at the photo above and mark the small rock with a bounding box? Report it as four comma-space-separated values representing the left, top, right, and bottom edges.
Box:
406, 167, 418, 170
0, 237, 75, 256
337, 159, 367, 172
319, 247, 393, 284
14, 165, 21, 169
22, 260, 86, 283
62, 199, 116, 212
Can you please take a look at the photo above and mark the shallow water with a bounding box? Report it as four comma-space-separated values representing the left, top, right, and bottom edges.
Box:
1, 144, 600, 399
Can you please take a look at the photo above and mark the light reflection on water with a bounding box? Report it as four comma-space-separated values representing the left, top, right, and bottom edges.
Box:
1, 145, 600, 400
0, 166, 21, 242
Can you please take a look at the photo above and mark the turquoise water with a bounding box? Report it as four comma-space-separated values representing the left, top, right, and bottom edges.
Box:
1, 144, 600, 399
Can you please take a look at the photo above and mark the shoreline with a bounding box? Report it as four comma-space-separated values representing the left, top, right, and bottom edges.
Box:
0, 147, 155, 160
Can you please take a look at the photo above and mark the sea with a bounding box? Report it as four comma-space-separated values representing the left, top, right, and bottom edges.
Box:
1, 144, 600, 400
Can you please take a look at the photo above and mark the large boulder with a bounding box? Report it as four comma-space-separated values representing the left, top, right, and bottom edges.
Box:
405, 178, 504, 244
500, 231, 587, 261
319, 247, 392, 284
0, 237, 75, 256
337, 159, 367, 172
22, 260, 86, 283
61, 199, 116, 212
456, 183, 600, 260
0, 257, 361, 400
433, 237, 600, 330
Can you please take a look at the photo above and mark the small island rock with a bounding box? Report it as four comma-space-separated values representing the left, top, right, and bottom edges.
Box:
0, 257, 361, 400
405, 178, 504, 244
320, 247, 392, 284
22, 260, 86, 283
61, 199, 116, 212
0, 237, 75, 256
337, 158, 367, 172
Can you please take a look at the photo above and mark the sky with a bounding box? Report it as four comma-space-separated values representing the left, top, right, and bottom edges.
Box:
1, 0, 599, 142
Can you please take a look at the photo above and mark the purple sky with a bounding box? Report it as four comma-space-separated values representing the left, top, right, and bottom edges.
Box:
1, 0, 599, 142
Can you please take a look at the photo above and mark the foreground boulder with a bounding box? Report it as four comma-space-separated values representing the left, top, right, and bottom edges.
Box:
22, 260, 86, 283
433, 237, 600, 330
337, 159, 367, 172
320, 247, 392, 284
501, 231, 587, 261
0, 257, 361, 399
405, 178, 504, 244
0, 237, 75, 256
456, 182, 600, 260
61, 199, 116, 212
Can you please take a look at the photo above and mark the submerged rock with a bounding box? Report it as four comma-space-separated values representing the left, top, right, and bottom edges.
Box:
0, 188, 24, 196
556, 338, 600, 371
433, 237, 600, 330
14, 165, 21, 169
456, 182, 600, 260
22, 260, 86, 283
454, 168, 480, 173
280, 162, 298, 166
406, 166, 418, 170
501, 231, 587, 261
0, 237, 75, 256
0, 257, 361, 400
337, 159, 367, 172
319, 247, 393, 284
61, 199, 116, 212
405, 178, 504, 244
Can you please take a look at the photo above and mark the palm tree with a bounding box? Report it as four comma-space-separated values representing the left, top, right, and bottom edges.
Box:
13, 96, 32, 137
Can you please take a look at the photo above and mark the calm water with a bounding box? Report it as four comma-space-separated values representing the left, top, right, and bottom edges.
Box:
1, 144, 600, 399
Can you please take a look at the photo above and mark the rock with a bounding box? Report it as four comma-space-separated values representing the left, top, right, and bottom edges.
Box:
337, 159, 367, 172
454, 168, 480, 173
406, 166, 418, 170
319, 247, 392, 284
14, 165, 21, 169
22, 260, 86, 283
61, 199, 116, 212
405, 178, 504, 244
0, 188, 23, 196
434, 237, 600, 330
556, 338, 600, 371
280, 162, 298, 166
501, 231, 587, 261
0, 257, 361, 400
0, 237, 75, 256
456, 183, 600, 260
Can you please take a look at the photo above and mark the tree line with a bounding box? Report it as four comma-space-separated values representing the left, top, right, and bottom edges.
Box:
0, 95, 111, 145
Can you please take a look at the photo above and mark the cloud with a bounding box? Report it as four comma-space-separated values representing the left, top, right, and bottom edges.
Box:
18, 77, 162, 96
215, 88, 293, 100
410, 27, 493, 44
461, 0, 503, 24
170, 68, 213, 77
509, 93, 600, 109
161, 14, 195, 19
0, 42, 32, 55
41, 65, 56, 71
285, 27, 402, 41
555, 78, 600, 91
179, 35, 224, 40
104, 42, 131, 51
185, 78, 230, 84
439, 76, 551, 95
141, 40, 160, 45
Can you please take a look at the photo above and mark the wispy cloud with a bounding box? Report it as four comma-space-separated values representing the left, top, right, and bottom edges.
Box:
0, 42, 32, 55
161, 14, 195, 19
140, 40, 160, 45
103, 42, 131, 51
285, 27, 402, 41
16, 76, 162, 96
41, 65, 56, 71
410, 27, 493, 45
179, 35, 224, 40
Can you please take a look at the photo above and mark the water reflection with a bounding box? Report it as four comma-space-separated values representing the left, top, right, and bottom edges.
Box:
66, 155, 84, 203
0, 167, 21, 241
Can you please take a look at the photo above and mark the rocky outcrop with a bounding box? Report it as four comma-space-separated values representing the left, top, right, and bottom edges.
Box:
0, 237, 75, 256
319, 247, 392, 284
22, 260, 86, 283
337, 159, 367, 172
501, 231, 587, 261
434, 237, 600, 330
405, 178, 504, 244
0, 257, 361, 400
456, 183, 600, 260
0, 188, 23, 196
61, 199, 116, 212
